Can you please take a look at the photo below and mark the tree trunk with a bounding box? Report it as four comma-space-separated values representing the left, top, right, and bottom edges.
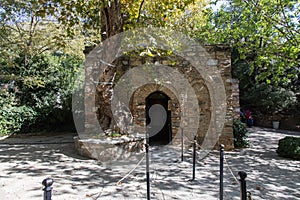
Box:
95, 0, 123, 133
101, 0, 123, 41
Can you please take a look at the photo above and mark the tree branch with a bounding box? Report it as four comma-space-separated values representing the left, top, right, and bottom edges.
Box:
137, 0, 145, 23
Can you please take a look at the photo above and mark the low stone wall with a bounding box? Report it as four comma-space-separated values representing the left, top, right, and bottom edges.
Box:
74, 135, 145, 163
254, 112, 300, 131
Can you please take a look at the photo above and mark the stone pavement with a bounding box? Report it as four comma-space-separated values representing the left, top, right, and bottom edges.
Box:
0, 127, 299, 200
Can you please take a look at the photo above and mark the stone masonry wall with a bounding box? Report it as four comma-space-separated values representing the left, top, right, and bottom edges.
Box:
84, 44, 239, 150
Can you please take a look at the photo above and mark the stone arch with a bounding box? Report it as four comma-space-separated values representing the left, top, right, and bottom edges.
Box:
130, 84, 181, 143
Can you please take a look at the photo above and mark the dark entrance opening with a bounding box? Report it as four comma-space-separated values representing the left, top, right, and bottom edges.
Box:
146, 91, 172, 145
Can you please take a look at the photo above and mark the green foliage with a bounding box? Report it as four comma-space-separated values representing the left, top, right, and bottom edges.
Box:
242, 83, 297, 114
122, 0, 206, 31
201, 0, 300, 90
0, 91, 37, 135
277, 136, 300, 160
201, 0, 300, 114
0, 1, 84, 133
33, 0, 206, 40
0, 1, 85, 66
0, 52, 83, 133
111, 133, 122, 137
16, 53, 83, 129
233, 119, 250, 148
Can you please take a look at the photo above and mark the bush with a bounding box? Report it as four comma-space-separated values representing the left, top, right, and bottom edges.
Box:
5, 53, 83, 132
241, 83, 296, 114
233, 119, 250, 148
277, 136, 300, 160
0, 91, 37, 135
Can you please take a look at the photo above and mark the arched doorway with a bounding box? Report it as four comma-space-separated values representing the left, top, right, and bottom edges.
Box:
146, 91, 172, 145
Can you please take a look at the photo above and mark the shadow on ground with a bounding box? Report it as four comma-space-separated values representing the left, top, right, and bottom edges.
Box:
0, 128, 299, 199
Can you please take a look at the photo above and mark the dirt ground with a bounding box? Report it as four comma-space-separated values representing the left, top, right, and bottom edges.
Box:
0, 127, 299, 200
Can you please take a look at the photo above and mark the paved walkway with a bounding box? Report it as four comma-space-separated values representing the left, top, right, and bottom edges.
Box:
0, 127, 299, 200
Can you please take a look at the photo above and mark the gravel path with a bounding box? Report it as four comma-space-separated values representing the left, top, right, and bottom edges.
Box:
0, 127, 299, 200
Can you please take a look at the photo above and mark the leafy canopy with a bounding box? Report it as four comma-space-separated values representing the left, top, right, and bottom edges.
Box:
202, 0, 300, 89
31, 0, 206, 38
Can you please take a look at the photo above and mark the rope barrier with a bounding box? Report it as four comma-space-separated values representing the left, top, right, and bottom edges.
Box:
117, 154, 145, 185
195, 143, 214, 161
150, 165, 158, 183
224, 154, 254, 200
224, 155, 240, 185
195, 142, 241, 190
115, 142, 252, 199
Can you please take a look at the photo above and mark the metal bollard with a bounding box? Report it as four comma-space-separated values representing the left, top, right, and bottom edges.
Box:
238, 171, 247, 200
145, 142, 150, 200
220, 144, 224, 200
192, 136, 197, 180
181, 127, 184, 162
42, 178, 53, 200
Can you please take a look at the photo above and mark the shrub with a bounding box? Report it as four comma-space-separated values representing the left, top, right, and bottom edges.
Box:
277, 136, 300, 160
233, 119, 250, 148
0, 91, 37, 135
242, 83, 296, 114
6, 53, 83, 132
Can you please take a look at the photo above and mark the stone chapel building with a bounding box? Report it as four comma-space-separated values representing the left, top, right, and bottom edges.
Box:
75, 43, 239, 160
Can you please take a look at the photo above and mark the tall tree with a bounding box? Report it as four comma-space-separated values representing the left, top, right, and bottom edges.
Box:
201, 0, 299, 112
0, 0, 84, 132
35, 0, 206, 130
203, 0, 299, 88
36, 0, 206, 40
0, 0, 85, 73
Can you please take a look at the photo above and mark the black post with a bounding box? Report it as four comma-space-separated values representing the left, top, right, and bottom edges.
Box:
238, 171, 247, 200
42, 178, 53, 200
220, 144, 224, 200
181, 127, 184, 162
192, 136, 196, 180
146, 130, 150, 200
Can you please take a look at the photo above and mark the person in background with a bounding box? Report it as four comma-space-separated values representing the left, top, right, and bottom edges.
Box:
245, 109, 254, 127
240, 109, 245, 123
